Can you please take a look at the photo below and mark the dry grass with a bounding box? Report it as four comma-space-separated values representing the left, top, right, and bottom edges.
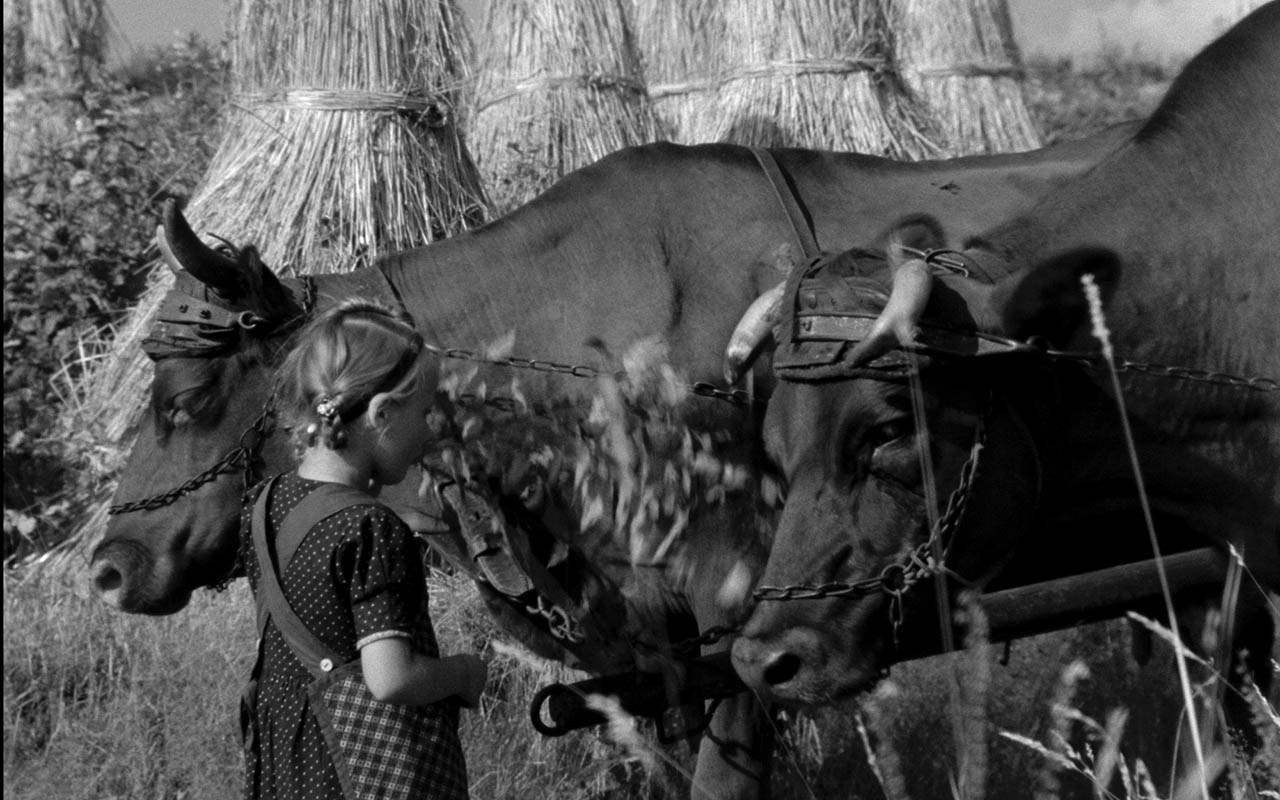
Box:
470, 0, 663, 212
889, 0, 1042, 154
3, 566, 252, 799
702, 0, 935, 156
1, 564, 692, 800
630, 0, 724, 145
5, 538, 1276, 800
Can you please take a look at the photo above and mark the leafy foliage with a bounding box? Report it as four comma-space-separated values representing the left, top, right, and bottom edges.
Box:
2, 35, 227, 558
1024, 55, 1172, 143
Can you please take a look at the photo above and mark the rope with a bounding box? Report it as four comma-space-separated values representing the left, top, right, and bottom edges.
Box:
476, 72, 648, 112
234, 89, 452, 121
904, 62, 1024, 79
650, 56, 887, 100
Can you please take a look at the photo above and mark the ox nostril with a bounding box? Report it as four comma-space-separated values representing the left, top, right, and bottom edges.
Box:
93, 563, 123, 594
762, 652, 802, 686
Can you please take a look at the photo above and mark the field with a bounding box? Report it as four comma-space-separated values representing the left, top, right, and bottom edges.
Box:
4, 40, 1279, 800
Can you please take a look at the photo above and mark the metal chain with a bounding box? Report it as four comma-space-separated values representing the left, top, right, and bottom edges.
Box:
1044, 350, 1278, 392
524, 595, 587, 644
110, 277, 317, 518
107, 399, 277, 515
633, 622, 746, 660
426, 344, 759, 407
751, 415, 985, 604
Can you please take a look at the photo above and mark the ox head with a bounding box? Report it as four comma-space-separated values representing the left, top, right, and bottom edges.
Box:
728, 221, 1120, 704
92, 201, 304, 614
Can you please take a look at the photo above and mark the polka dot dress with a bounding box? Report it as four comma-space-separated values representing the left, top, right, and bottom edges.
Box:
239, 471, 449, 800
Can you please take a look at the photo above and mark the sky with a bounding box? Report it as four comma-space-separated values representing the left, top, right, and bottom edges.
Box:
105, 0, 1261, 65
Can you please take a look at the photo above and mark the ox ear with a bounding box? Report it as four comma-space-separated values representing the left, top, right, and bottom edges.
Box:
993, 246, 1122, 347
881, 213, 948, 253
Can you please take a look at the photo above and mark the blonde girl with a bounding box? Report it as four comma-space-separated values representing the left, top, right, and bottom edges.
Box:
239, 299, 486, 800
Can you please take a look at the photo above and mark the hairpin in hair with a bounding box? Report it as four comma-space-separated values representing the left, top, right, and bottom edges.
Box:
316, 395, 339, 422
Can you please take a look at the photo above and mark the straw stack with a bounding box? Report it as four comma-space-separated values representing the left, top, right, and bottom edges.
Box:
889, 0, 1041, 154
703, 0, 936, 157
59, 0, 488, 544
630, 0, 724, 144
470, 0, 663, 211
26, 0, 106, 86
4, 0, 28, 87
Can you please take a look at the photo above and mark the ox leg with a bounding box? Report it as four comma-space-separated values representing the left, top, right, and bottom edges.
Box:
692, 690, 774, 800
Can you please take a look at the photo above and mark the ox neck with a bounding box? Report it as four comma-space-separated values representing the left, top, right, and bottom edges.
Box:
1022, 368, 1278, 574
292, 266, 440, 343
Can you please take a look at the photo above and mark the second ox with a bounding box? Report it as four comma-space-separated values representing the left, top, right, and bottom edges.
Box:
728, 0, 1280, 769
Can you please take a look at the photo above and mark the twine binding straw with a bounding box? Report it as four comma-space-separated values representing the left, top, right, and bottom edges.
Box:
701, 0, 937, 157
56, 0, 488, 559
889, 0, 1041, 154
470, 0, 663, 211
630, 0, 724, 144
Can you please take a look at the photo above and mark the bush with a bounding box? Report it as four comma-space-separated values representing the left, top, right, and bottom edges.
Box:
1023, 54, 1172, 143
2, 35, 228, 559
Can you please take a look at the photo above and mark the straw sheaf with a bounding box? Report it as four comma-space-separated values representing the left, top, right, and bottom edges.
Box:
630, 0, 725, 144
702, 0, 937, 157
22, 0, 107, 86
56, 0, 487, 556
470, 0, 664, 212
889, 0, 1042, 154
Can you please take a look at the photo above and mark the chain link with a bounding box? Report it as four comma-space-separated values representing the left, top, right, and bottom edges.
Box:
752, 413, 985, 604
633, 622, 746, 660
524, 595, 587, 644
427, 344, 760, 407
1045, 351, 1278, 391
108, 399, 277, 516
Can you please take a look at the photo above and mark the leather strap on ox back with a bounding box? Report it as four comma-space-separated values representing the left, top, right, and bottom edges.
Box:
750, 148, 821, 261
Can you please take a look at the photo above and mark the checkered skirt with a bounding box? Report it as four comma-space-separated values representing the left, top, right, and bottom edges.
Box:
309, 663, 467, 800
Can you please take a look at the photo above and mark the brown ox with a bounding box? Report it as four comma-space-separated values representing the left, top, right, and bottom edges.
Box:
729, 1, 1280, 776
94, 132, 1134, 798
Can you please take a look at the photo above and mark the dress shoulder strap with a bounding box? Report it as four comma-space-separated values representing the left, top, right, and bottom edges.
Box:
251, 477, 382, 680
275, 481, 381, 571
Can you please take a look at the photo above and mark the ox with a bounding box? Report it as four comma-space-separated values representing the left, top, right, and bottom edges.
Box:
95, 130, 1133, 798
730, 2, 1280, 786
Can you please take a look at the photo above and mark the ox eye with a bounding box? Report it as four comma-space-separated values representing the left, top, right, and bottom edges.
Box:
166, 387, 212, 428
868, 419, 920, 486
166, 406, 194, 428
866, 419, 913, 450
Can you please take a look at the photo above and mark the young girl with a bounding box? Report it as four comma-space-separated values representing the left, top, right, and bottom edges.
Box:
239, 299, 487, 800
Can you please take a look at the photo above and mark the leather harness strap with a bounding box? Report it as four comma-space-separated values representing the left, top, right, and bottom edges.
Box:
750, 147, 822, 261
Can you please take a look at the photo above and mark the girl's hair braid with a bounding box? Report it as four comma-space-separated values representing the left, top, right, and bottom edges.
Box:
278, 299, 434, 450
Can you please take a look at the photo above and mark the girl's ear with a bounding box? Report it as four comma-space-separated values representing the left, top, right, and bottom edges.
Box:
365, 393, 393, 427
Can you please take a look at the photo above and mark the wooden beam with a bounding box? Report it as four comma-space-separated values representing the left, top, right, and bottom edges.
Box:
895, 546, 1227, 660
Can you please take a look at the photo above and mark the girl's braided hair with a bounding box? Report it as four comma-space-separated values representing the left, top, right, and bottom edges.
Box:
279, 299, 432, 450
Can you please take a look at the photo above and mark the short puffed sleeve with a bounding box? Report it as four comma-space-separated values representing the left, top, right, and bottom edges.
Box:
331, 505, 423, 649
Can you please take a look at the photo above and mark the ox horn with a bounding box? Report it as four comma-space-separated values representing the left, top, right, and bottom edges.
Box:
724, 281, 787, 384
846, 243, 934, 367
156, 198, 242, 295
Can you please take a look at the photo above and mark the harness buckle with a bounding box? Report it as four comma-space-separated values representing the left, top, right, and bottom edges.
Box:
237, 311, 265, 330
878, 563, 908, 594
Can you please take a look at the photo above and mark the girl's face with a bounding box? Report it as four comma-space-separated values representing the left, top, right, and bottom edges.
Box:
370, 382, 434, 487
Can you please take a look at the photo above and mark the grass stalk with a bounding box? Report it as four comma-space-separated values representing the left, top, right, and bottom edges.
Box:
1081, 273, 1210, 800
